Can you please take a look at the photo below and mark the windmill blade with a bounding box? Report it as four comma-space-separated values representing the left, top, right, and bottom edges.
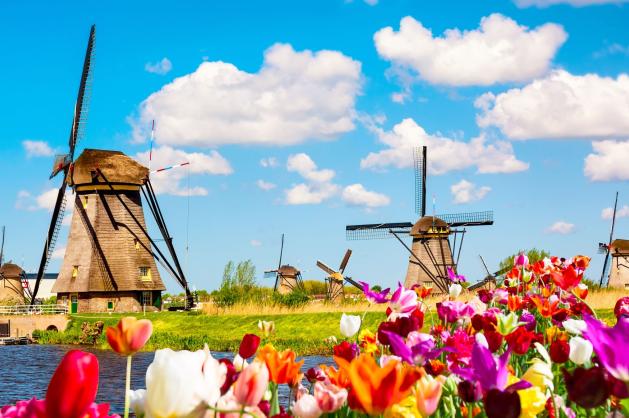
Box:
316, 260, 336, 275
69, 24, 96, 157
0, 226, 4, 266
438, 211, 494, 227
414, 146, 427, 216
346, 222, 412, 240
278, 233, 284, 270
338, 249, 352, 273
600, 250, 611, 287
599, 191, 619, 286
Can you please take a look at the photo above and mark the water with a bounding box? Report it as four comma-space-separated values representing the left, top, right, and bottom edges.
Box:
0, 345, 332, 414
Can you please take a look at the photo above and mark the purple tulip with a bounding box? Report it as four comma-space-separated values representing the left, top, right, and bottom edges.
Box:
447, 267, 467, 283
520, 310, 536, 331
359, 281, 390, 304
514, 253, 529, 267
383, 331, 449, 366
582, 315, 629, 383
389, 283, 417, 315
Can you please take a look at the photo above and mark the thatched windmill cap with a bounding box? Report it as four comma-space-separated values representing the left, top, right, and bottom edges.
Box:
278, 265, 300, 277
611, 239, 629, 254
69, 149, 149, 187
410, 216, 449, 236
0, 263, 24, 278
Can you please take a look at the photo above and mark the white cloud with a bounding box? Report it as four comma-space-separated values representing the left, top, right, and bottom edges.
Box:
15, 188, 74, 226
256, 179, 276, 191
286, 153, 335, 183
515, 0, 628, 7
584, 141, 629, 181
594, 43, 629, 58
360, 117, 528, 174
602, 205, 629, 220
132, 43, 362, 146
51, 246, 66, 259
23, 140, 54, 158
476, 71, 629, 140
250, 239, 262, 247
135, 145, 232, 196
145, 58, 172, 75
546, 221, 575, 234
342, 184, 390, 208
450, 180, 491, 204
260, 157, 279, 168
285, 182, 339, 205
374, 14, 566, 86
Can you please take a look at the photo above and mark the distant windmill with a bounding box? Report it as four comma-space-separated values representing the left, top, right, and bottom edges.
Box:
264, 234, 304, 294
599, 192, 628, 289
468, 255, 510, 291
316, 249, 361, 302
346, 146, 494, 293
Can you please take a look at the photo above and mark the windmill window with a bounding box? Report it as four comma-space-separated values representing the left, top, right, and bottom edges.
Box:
82, 196, 89, 209
139, 266, 152, 281
72, 266, 79, 278
142, 291, 152, 306
107, 300, 114, 311
134, 239, 140, 250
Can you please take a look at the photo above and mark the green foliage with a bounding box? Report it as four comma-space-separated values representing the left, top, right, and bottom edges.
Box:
302, 280, 327, 295
213, 259, 262, 307
498, 248, 551, 273
272, 289, 310, 309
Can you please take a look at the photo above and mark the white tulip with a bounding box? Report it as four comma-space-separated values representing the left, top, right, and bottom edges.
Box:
569, 336, 593, 365
475, 332, 489, 349
562, 319, 587, 335
449, 283, 462, 298
133, 347, 226, 418
340, 314, 361, 338
233, 354, 248, 371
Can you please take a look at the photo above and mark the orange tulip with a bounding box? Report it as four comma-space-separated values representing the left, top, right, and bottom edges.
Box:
321, 362, 351, 389
257, 344, 303, 385
530, 295, 560, 318
106, 316, 153, 356
336, 354, 421, 415
507, 294, 523, 311
415, 374, 444, 417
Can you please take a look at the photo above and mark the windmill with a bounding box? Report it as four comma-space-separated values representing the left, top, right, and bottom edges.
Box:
346, 146, 494, 294
316, 249, 362, 302
30, 25, 194, 312
468, 255, 510, 291
264, 234, 304, 294
0, 226, 5, 267
599, 192, 628, 289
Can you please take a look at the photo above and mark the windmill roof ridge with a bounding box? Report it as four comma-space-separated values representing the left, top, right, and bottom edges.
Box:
71, 148, 148, 186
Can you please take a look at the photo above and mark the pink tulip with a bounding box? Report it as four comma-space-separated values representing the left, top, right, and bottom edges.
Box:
314, 382, 347, 413
233, 360, 269, 407
389, 283, 417, 316
292, 394, 322, 418
106, 317, 153, 356
514, 253, 529, 267
415, 374, 443, 417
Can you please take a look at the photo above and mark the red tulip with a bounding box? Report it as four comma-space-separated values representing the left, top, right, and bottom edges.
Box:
562, 366, 610, 408
549, 339, 569, 363
614, 296, 629, 318
219, 358, 238, 395
106, 317, 153, 356
233, 360, 269, 407
505, 327, 537, 355
45, 350, 99, 418
239, 334, 261, 359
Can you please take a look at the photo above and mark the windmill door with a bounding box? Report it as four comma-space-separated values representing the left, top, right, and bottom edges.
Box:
70, 294, 78, 314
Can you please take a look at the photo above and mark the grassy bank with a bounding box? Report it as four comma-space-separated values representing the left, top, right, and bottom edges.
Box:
33, 306, 617, 356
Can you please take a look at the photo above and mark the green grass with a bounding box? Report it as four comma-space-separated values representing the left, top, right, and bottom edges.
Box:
33, 309, 617, 356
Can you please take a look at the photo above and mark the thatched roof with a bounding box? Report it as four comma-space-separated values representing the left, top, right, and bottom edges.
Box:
69, 149, 148, 187
278, 265, 300, 277
0, 263, 23, 279
410, 216, 449, 236
611, 239, 629, 254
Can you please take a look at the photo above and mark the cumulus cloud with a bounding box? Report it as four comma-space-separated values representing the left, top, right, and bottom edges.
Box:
23, 140, 54, 158
135, 146, 232, 196
256, 179, 276, 191
360, 117, 528, 174
287, 153, 336, 183
15, 188, 74, 225
285, 182, 340, 205
584, 141, 629, 181
515, 0, 628, 7
260, 157, 279, 168
476, 71, 629, 140
145, 58, 173, 75
546, 221, 575, 234
374, 14, 566, 86
602, 205, 629, 219
250, 239, 262, 247
342, 184, 390, 208
131, 43, 362, 147
450, 180, 491, 204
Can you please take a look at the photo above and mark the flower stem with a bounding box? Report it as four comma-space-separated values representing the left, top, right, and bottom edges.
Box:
124, 355, 132, 418
269, 382, 279, 416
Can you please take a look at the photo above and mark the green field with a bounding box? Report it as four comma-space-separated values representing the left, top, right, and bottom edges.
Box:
33, 309, 616, 356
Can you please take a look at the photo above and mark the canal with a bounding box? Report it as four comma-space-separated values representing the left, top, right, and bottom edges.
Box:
0, 345, 332, 414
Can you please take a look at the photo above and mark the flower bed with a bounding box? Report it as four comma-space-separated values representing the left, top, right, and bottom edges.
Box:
2, 254, 628, 417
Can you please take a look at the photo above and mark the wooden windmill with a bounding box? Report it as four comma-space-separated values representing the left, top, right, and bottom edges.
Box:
264, 234, 304, 294
598, 192, 628, 289
316, 249, 362, 302
30, 25, 194, 312
346, 146, 494, 294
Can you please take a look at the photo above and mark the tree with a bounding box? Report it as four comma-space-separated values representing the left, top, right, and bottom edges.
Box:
498, 248, 551, 273
234, 260, 256, 288
221, 261, 235, 289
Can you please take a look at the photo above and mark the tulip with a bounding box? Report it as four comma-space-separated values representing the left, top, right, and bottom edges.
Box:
333, 341, 359, 362
305, 367, 326, 384
340, 314, 361, 338
359, 281, 391, 304
562, 319, 586, 335
614, 296, 629, 318
448, 283, 462, 298
457, 380, 482, 402
233, 360, 269, 407
257, 344, 303, 385
496, 312, 521, 335
233, 354, 248, 371
292, 394, 322, 418
314, 381, 347, 413
582, 315, 629, 382
218, 358, 237, 395
573, 283, 588, 299
562, 366, 610, 408
549, 339, 570, 364
436, 301, 475, 323
46, 350, 100, 418
484, 389, 521, 418
568, 336, 593, 365
239, 333, 261, 359
389, 283, 418, 316
505, 327, 538, 355
514, 252, 529, 267
106, 317, 153, 356
131, 347, 226, 418
215, 393, 266, 418
258, 320, 276, 337
415, 374, 443, 417
522, 360, 554, 393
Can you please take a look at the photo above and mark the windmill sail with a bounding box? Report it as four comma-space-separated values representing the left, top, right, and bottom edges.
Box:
599, 191, 619, 287
414, 146, 427, 216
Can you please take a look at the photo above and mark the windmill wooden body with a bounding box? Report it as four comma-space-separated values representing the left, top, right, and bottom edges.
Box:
0, 263, 26, 304
316, 249, 362, 302
346, 147, 494, 294
265, 234, 305, 294
30, 26, 194, 312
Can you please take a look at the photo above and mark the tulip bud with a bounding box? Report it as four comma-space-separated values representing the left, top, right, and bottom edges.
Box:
569, 336, 593, 365
239, 333, 261, 359
219, 358, 237, 395
314, 382, 347, 413
458, 380, 482, 402
514, 253, 529, 267
292, 393, 322, 418
233, 360, 269, 407
415, 374, 443, 417
449, 283, 462, 298
46, 350, 100, 418
614, 296, 629, 318
305, 367, 325, 384
106, 316, 153, 356
258, 320, 276, 337
340, 314, 361, 338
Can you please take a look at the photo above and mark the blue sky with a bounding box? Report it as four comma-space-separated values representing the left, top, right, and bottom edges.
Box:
1, 0, 628, 293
